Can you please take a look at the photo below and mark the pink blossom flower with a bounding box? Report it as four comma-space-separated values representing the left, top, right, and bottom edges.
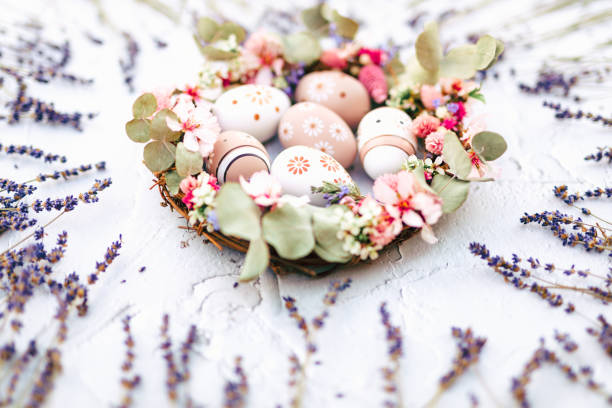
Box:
425, 128, 446, 155
183, 84, 203, 103
369, 209, 402, 247
180, 175, 200, 209
439, 78, 477, 96
441, 117, 458, 130
239, 171, 282, 208
244, 30, 283, 65
357, 48, 387, 66
373, 170, 443, 242
150, 86, 177, 115
167, 98, 221, 158
420, 85, 443, 110
411, 112, 441, 138
467, 152, 501, 180
320, 49, 348, 69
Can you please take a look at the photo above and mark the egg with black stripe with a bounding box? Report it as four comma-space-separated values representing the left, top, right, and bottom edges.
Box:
206, 131, 271, 184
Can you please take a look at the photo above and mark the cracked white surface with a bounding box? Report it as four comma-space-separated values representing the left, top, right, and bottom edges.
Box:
0, 0, 611, 407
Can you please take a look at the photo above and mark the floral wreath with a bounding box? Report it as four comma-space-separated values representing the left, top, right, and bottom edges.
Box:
125, 5, 507, 281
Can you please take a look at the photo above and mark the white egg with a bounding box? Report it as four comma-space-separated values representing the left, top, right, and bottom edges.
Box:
271, 146, 353, 206
357, 107, 417, 179
213, 85, 291, 142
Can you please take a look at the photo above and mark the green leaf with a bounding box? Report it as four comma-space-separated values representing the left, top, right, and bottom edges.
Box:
240, 237, 269, 281
262, 204, 315, 260
471, 131, 507, 161
132, 93, 157, 119
196, 17, 219, 42
406, 56, 439, 85
485, 39, 504, 70
143, 141, 176, 173
440, 44, 478, 79
217, 22, 246, 43
150, 109, 181, 142
468, 88, 486, 103
331, 10, 359, 39
442, 132, 472, 179
199, 45, 239, 60
311, 206, 352, 263
125, 118, 150, 143
415, 21, 442, 72
410, 163, 436, 194
175, 142, 203, 177
301, 5, 328, 31
475, 35, 497, 70
165, 170, 182, 195
215, 183, 261, 241
282, 32, 321, 65
431, 174, 470, 213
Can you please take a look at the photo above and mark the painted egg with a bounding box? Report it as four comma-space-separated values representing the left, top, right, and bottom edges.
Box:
213, 84, 291, 142
295, 71, 370, 128
271, 146, 354, 206
357, 107, 416, 179
206, 130, 270, 184
278, 102, 356, 169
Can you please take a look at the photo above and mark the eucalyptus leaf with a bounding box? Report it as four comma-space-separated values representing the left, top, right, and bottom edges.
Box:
485, 39, 504, 70
215, 183, 261, 241
165, 170, 182, 196
217, 22, 246, 43
331, 10, 359, 39
442, 132, 472, 179
150, 109, 181, 142
440, 44, 478, 79
175, 142, 203, 177
320, 3, 335, 21
411, 163, 436, 194
475, 35, 497, 70
240, 237, 269, 281
431, 174, 470, 213
196, 17, 219, 42
125, 118, 150, 143
301, 5, 328, 31
262, 204, 315, 260
311, 206, 352, 263
406, 56, 439, 85
385, 52, 405, 77
415, 21, 442, 72
199, 45, 239, 60
471, 131, 507, 161
132, 93, 157, 119
283, 32, 321, 65
143, 141, 176, 173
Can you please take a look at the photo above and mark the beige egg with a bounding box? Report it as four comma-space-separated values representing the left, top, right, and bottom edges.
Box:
271, 145, 354, 206
278, 102, 356, 169
206, 131, 270, 184
295, 71, 370, 128
213, 84, 291, 142
357, 107, 416, 179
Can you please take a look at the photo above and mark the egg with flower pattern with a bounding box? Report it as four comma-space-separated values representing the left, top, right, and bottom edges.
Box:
206, 130, 270, 184
278, 102, 356, 169
295, 71, 370, 128
271, 146, 354, 206
357, 107, 416, 179
213, 84, 291, 143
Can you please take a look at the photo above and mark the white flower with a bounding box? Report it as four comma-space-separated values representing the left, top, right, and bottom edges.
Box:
302, 117, 324, 137
435, 106, 449, 119
279, 121, 294, 141
314, 141, 335, 156
306, 77, 335, 102
328, 123, 349, 142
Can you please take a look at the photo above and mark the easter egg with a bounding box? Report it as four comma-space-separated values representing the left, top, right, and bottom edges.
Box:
271, 146, 353, 206
278, 102, 357, 168
295, 71, 370, 128
357, 107, 416, 179
206, 130, 270, 184
213, 84, 291, 143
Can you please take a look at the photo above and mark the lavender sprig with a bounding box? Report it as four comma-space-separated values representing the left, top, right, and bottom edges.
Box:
88, 235, 122, 284
160, 314, 197, 404
542, 101, 611, 127
587, 315, 612, 360
118, 316, 141, 408
0, 144, 67, 163
585, 147, 612, 164
223, 356, 248, 408
379, 302, 403, 408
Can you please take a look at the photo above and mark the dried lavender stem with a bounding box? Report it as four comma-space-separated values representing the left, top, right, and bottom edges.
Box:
0, 210, 66, 256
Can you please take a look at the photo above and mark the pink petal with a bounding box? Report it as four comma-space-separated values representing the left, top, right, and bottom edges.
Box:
396, 171, 416, 198
402, 210, 423, 227
166, 117, 182, 132
183, 133, 199, 152
420, 225, 438, 244
373, 177, 398, 205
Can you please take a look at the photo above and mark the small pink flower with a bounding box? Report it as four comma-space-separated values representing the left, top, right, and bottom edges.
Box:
369, 209, 402, 247
462, 114, 487, 143
183, 84, 203, 103
150, 86, 177, 115
420, 85, 443, 110
441, 117, 458, 130
239, 171, 282, 208
167, 98, 221, 158
425, 128, 446, 155
320, 49, 348, 69
244, 30, 283, 66
357, 48, 387, 66
411, 113, 441, 138
180, 175, 201, 209
373, 170, 443, 242
467, 152, 501, 180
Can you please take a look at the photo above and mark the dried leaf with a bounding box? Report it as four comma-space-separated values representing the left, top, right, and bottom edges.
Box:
282, 32, 321, 64
263, 204, 315, 260
175, 142, 203, 177
132, 93, 157, 119
125, 118, 150, 143
165, 170, 182, 195
475, 35, 497, 70
431, 174, 470, 213
471, 131, 507, 161
415, 21, 442, 72
196, 17, 219, 42
240, 237, 269, 281
143, 140, 176, 173
215, 183, 261, 241
150, 109, 181, 142
442, 132, 472, 179
440, 44, 477, 79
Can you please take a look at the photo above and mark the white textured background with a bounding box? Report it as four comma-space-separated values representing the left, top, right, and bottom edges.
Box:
1, 0, 611, 407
